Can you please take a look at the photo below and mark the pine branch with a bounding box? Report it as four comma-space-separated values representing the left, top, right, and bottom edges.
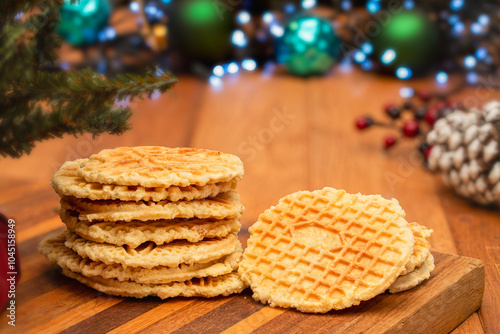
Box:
2, 69, 176, 117
0, 1, 178, 159
0, 101, 132, 158
1, 68, 176, 158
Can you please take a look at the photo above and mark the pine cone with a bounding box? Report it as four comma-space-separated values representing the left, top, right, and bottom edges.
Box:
426, 101, 500, 206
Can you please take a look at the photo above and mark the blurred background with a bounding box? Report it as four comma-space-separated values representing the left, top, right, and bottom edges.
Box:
37, 0, 500, 78
2, 0, 500, 210
34, 0, 500, 82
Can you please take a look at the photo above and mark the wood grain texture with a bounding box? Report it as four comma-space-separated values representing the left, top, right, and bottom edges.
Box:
246, 254, 484, 334
0, 249, 484, 334
0, 72, 497, 333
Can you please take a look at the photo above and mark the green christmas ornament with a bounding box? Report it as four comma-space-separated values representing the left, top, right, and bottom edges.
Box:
277, 15, 340, 76
371, 10, 439, 75
170, 0, 233, 63
57, 0, 111, 46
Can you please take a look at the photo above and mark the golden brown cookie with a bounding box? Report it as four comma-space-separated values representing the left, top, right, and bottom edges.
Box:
64, 230, 239, 269
51, 159, 237, 202
62, 269, 247, 299
401, 222, 433, 275
239, 188, 414, 313
39, 233, 243, 284
388, 253, 435, 293
60, 208, 240, 247
61, 191, 244, 222
77, 146, 244, 188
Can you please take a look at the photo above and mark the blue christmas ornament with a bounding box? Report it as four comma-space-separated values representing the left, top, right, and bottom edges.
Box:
276, 15, 341, 76
57, 0, 111, 46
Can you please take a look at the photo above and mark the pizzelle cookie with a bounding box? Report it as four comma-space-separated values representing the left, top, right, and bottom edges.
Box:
239, 188, 415, 313
62, 269, 247, 299
41, 146, 247, 301
60, 208, 241, 247
77, 146, 244, 188
61, 191, 244, 222
388, 253, 435, 294
52, 159, 237, 202
64, 230, 239, 269
39, 233, 243, 284
401, 222, 433, 275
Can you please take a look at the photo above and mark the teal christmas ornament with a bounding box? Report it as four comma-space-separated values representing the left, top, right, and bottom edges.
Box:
57, 0, 111, 46
276, 15, 341, 76
371, 10, 439, 76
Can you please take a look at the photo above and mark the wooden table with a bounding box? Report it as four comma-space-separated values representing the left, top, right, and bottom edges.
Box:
0, 70, 498, 333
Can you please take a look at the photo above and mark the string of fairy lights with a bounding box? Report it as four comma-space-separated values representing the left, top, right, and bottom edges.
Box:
57, 0, 499, 93
204, 0, 496, 88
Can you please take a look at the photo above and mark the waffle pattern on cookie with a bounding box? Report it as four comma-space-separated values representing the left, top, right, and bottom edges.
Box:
78, 147, 244, 187
61, 191, 244, 222
60, 208, 241, 247
62, 269, 247, 299
52, 159, 237, 202
239, 188, 414, 313
39, 233, 243, 284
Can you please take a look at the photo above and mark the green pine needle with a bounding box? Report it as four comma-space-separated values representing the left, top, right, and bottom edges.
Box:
0, 1, 177, 158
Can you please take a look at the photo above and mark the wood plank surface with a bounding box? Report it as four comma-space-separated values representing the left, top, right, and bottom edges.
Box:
0, 71, 498, 333
0, 250, 485, 334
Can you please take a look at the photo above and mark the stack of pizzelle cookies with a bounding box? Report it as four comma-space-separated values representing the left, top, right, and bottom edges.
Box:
39, 146, 248, 299
239, 187, 434, 313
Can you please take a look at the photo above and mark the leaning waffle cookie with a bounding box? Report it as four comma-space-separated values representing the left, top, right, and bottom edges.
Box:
52, 159, 238, 202
401, 223, 433, 275
239, 188, 414, 313
60, 208, 241, 247
64, 230, 239, 269
62, 269, 247, 299
39, 233, 243, 284
77, 146, 244, 188
61, 191, 244, 222
388, 253, 435, 294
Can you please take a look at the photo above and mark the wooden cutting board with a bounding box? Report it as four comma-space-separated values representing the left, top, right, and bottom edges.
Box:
6, 251, 484, 333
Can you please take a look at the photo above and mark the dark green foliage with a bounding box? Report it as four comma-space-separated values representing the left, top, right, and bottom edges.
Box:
0, 0, 177, 158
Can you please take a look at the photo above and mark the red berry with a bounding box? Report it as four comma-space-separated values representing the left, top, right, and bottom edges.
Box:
355, 116, 374, 130
384, 103, 397, 114
425, 107, 440, 125
402, 120, 420, 137
417, 90, 432, 102
384, 103, 401, 119
384, 135, 397, 149
424, 146, 433, 158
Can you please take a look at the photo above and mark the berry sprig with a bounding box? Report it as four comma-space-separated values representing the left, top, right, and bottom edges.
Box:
355, 89, 464, 151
